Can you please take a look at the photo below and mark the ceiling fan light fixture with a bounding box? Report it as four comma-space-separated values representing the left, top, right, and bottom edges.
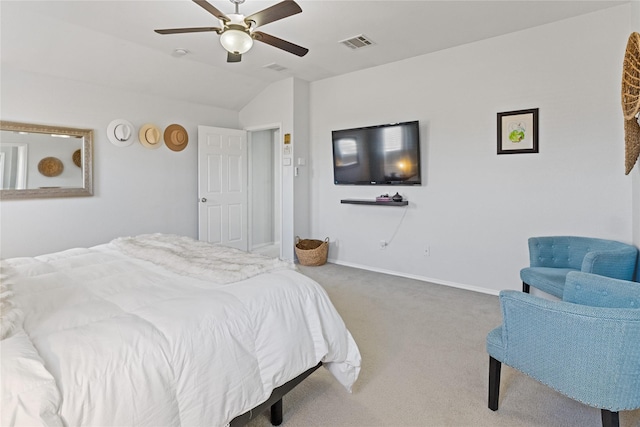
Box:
155, 0, 307, 60
220, 25, 253, 54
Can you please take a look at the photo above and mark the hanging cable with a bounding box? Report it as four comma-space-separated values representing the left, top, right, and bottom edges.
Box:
386, 204, 409, 246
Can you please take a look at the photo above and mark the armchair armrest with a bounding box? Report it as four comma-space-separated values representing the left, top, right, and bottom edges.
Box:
581, 248, 638, 280
564, 271, 640, 308
494, 290, 640, 411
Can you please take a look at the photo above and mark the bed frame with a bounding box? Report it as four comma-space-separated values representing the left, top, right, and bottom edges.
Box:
229, 362, 322, 426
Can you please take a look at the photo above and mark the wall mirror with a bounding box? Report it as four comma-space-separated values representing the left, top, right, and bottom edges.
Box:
0, 121, 93, 199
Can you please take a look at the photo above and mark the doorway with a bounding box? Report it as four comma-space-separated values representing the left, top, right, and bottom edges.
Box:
248, 127, 281, 258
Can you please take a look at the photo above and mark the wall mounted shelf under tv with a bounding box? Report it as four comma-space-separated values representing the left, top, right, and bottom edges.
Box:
341, 199, 408, 206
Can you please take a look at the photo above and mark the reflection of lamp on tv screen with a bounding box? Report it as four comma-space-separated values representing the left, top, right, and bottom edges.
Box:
332, 121, 421, 185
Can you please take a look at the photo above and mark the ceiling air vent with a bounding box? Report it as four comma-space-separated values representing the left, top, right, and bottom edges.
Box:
339, 34, 375, 50
263, 63, 288, 72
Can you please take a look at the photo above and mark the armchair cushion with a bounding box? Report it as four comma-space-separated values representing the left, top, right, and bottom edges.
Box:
563, 271, 640, 308
520, 267, 576, 298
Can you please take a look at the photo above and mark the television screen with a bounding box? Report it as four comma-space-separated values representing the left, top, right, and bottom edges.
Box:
332, 121, 421, 185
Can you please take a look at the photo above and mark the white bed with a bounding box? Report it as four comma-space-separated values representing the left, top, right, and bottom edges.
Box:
1, 234, 361, 427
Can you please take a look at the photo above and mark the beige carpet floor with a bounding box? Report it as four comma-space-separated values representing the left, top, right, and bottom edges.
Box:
247, 263, 640, 427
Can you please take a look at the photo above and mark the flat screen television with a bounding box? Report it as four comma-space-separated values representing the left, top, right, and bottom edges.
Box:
332, 120, 421, 185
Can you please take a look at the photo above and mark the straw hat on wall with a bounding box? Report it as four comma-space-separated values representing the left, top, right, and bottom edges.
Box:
139, 123, 163, 149
164, 124, 189, 152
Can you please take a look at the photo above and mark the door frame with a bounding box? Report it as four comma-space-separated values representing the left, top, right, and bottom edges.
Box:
246, 123, 283, 258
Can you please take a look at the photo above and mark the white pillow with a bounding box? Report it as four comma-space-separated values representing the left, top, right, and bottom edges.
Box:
1, 329, 63, 427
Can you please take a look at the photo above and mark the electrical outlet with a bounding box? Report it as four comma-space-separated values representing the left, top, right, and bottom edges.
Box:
423, 246, 430, 256
379, 240, 387, 249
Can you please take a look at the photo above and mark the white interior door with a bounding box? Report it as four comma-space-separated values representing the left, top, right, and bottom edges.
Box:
198, 125, 248, 251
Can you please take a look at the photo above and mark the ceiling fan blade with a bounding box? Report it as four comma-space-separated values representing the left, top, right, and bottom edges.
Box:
253, 31, 308, 57
227, 52, 242, 63
244, 0, 302, 28
192, 0, 229, 22
155, 27, 221, 35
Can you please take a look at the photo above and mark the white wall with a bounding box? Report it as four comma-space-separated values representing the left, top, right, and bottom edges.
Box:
309, 5, 637, 294
0, 67, 238, 258
293, 79, 311, 245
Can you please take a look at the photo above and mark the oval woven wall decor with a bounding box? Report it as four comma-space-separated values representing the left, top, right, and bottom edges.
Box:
622, 32, 640, 120
622, 32, 640, 175
38, 157, 64, 177
72, 149, 82, 167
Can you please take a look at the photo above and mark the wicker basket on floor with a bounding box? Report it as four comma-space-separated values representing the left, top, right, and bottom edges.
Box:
295, 236, 329, 266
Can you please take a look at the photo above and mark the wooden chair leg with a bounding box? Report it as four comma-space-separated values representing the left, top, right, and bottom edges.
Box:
488, 356, 501, 411
270, 399, 283, 426
522, 282, 530, 293
601, 409, 619, 427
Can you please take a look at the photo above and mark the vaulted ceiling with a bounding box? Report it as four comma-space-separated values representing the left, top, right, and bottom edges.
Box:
0, 0, 626, 110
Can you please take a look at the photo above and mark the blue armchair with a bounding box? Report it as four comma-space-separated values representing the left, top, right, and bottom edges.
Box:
520, 236, 638, 298
486, 272, 640, 427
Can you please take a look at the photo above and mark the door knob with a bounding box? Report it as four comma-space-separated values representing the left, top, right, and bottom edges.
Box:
201, 198, 207, 202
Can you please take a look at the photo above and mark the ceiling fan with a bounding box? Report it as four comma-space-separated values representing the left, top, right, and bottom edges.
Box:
154, 0, 308, 63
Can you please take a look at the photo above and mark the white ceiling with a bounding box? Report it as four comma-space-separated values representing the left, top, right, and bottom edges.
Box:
0, 0, 627, 111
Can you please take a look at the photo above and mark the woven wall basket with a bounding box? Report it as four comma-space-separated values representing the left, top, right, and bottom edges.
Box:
295, 237, 329, 266
622, 32, 640, 174
38, 157, 63, 177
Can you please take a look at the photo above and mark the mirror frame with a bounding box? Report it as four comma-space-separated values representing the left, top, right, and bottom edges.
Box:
0, 121, 93, 200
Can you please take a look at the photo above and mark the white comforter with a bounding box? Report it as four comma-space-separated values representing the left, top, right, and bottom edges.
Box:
1, 236, 361, 427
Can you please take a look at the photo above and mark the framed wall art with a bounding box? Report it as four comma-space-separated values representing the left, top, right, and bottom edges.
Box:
497, 108, 539, 154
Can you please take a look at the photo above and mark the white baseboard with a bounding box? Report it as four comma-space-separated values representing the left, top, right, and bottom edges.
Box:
327, 258, 500, 296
